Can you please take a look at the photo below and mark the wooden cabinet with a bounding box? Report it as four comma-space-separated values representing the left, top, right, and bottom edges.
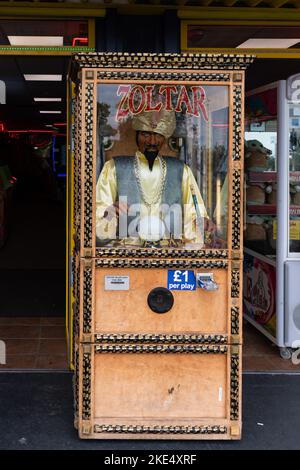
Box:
69, 52, 254, 440
75, 342, 241, 440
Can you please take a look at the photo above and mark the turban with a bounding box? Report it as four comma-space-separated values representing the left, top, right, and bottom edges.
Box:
132, 109, 176, 139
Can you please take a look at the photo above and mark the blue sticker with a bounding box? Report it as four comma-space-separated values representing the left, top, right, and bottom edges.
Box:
168, 270, 196, 291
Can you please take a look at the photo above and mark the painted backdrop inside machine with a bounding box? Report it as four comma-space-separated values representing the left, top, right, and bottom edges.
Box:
95, 82, 229, 249
69, 53, 253, 441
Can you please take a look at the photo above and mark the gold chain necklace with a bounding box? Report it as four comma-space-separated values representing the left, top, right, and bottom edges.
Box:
134, 154, 167, 208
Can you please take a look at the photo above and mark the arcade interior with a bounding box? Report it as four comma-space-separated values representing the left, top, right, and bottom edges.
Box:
1, 13, 300, 372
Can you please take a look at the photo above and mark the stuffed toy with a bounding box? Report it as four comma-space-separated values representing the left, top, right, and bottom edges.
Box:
245, 139, 272, 171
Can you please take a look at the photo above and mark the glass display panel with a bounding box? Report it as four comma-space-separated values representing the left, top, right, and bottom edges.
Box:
288, 102, 300, 254
95, 83, 229, 249
244, 87, 278, 257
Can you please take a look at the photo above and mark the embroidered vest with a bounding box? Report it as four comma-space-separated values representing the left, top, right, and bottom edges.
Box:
114, 155, 184, 237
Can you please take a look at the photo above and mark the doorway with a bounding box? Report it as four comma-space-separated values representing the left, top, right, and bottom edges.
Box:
0, 56, 69, 370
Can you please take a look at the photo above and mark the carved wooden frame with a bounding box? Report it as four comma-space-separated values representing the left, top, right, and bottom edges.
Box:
77, 343, 241, 440
70, 52, 253, 261
70, 52, 253, 441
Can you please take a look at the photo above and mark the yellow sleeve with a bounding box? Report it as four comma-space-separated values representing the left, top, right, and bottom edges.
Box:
182, 165, 208, 217
95, 159, 118, 240
182, 165, 208, 244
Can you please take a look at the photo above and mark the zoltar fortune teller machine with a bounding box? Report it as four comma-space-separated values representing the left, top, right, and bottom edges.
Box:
68, 52, 254, 440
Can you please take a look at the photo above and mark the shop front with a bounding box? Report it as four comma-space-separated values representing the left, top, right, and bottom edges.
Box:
0, 2, 300, 442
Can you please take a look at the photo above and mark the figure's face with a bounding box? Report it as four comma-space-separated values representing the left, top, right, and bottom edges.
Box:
137, 131, 165, 154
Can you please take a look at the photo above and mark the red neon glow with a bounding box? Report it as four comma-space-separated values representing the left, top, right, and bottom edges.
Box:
72, 37, 88, 47
53, 122, 67, 126
0, 123, 5, 132
7, 130, 54, 134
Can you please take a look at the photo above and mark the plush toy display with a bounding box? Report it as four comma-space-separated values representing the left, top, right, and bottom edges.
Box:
245, 216, 267, 241
245, 139, 272, 171
291, 185, 300, 205
246, 183, 266, 205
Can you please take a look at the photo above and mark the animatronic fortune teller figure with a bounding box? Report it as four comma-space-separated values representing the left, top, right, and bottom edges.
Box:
95, 108, 210, 248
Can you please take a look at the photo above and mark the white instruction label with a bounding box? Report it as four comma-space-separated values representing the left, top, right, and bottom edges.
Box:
105, 275, 129, 291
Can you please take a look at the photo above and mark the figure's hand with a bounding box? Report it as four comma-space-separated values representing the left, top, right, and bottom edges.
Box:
204, 218, 215, 232
104, 201, 128, 221
203, 218, 226, 248
213, 237, 227, 248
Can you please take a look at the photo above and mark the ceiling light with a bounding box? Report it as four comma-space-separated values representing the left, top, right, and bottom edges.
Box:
237, 38, 300, 49
34, 98, 62, 102
8, 36, 63, 46
45, 125, 53, 128
39, 111, 62, 114
24, 74, 62, 81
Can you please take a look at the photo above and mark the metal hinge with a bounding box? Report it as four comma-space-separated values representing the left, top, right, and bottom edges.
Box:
232, 261, 240, 270
230, 335, 240, 345
233, 73, 242, 82
232, 250, 241, 260
82, 334, 93, 344
84, 248, 92, 258
83, 257, 93, 268
82, 344, 92, 354
230, 424, 240, 436
81, 421, 92, 435
85, 70, 94, 80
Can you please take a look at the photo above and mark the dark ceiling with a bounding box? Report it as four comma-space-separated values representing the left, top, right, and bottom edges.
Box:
0, 18, 88, 130
0, 56, 68, 130
0, 14, 300, 129
1, 55, 300, 130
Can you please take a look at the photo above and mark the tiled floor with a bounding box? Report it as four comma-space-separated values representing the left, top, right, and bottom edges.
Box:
1, 316, 300, 371
0, 317, 68, 370
243, 321, 300, 372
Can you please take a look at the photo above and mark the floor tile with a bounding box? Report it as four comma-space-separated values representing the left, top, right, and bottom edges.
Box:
0, 326, 40, 339
39, 339, 67, 355
36, 355, 68, 370
40, 326, 66, 339
4, 339, 39, 355
0, 355, 37, 369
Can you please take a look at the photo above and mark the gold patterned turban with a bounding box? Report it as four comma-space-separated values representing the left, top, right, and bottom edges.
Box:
132, 109, 176, 139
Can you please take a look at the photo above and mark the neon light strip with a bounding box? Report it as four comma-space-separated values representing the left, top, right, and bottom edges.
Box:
7, 130, 54, 133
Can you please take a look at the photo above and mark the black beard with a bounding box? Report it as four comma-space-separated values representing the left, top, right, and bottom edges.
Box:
144, 149, 159, 171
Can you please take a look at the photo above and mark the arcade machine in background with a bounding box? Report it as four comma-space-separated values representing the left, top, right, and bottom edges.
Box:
244, 77, 300, 359
51, 130, 67, 202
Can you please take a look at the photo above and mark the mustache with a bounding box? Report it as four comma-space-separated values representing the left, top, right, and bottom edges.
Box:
145, 145, 159, 150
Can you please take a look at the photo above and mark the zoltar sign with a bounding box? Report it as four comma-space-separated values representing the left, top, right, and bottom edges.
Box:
116, 84, 209, 121
69, 52, 254, 441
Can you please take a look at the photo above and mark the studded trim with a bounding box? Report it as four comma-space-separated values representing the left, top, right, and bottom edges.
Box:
96, 248, 228, 259
95, 333, 228, 344
93, 424, 227, 435
95, 258, 228, 269
95, 344, 228, 354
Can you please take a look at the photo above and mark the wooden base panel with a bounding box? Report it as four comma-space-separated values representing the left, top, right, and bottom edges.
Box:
77, 344, 241, 440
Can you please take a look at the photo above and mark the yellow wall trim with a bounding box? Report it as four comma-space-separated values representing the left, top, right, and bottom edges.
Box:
0, 46, 95, 56
0, 3, 106, 18
178, 7, 300, 22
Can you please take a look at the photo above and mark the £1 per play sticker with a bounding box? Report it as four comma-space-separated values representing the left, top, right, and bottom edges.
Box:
167, 270, 196, 291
